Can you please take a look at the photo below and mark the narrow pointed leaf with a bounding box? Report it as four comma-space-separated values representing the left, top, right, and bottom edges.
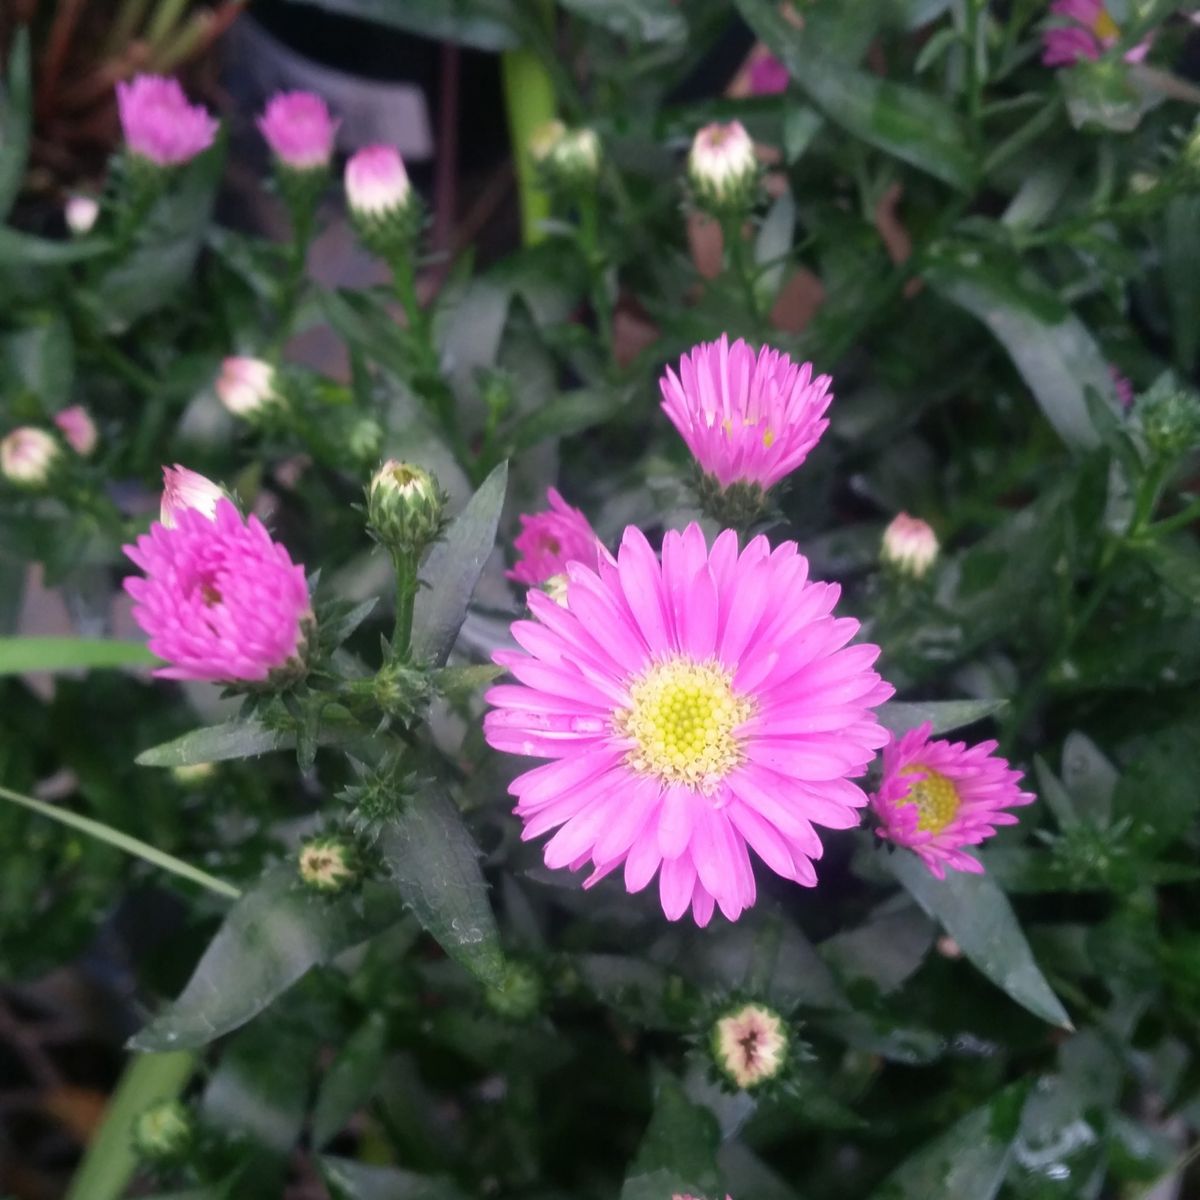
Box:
0, 637, 156, 675
888, 852, 1072, 1029
313, 1012, 390, 1148
0, 29, 32, 222
878, 698, 1006, 738
622, 1073, 721, 1200
136, 718, 360, 766
411, 461, 508, 667
321, 1156, 471, 1200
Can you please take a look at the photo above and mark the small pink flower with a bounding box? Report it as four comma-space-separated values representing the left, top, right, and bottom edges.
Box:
65, 195, 99, 235
1042, 0, 1150, 66
508, 488, 604, 586
1110, 364, 1134, 411
881, 513, 939, 578
257, 91, 338, 170
124, 497, 312, 683
673, 1194, 732, 1200
0, 427, 59, 485
53, 406, 98, 456
216, 356, 278, 417
160, 465, 225, 528
344, 144, 411, 216
485, 524, 892, 925
749, 53, 789, 95
116, 75, 218, 166
660, 336, 833, 492
872, 722, 1035, 879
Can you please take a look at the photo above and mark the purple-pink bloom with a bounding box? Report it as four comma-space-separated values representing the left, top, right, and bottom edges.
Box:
116, 75, 218, 166
508, 488, 604, 586
660, 336, 833, 492
344, 144, 411, 216
871, 722, 1035, 879
1110, 364, 1135, 411
54, 405, 98, 456
749, 53, 789, 95
257, 91, 338, 170
1042, 0, 1150, 66
485, 523, 892, 925
124, 498, 312, 683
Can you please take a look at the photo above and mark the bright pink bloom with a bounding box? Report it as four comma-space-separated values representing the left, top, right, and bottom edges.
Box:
1110, 364, 1134, 411
508, 488, 603, 586
749, 53, 789, 95
1041, 0, 1150, 66
116, 75, 218, 166
673, 1195, 732, 1200
344, 144, 410, 216
124, 499, 311, 683
660, 336, 833, 492
872, 722, 1035, 879
257, 91, 338, 170
485, 524, 892, 925
53, 406, 98, 456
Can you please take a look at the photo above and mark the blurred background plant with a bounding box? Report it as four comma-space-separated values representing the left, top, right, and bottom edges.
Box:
2, 2, 1200, 1199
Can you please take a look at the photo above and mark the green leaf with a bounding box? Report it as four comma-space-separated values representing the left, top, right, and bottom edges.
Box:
1140, 537, 1200, 605
432, 663, 505, 699
411, 461, 508, 667
1162, 195, 1200, 374
1111, 717, 1200, 850
1059, 731, 1117, 825
280, 0, 518, 50
0, 227, 110, 265
820, 902, 935, 994
135, 718, 361, 767
878, 698, 1006, 738
558, 0, 686, 42
0, 29, 31, 222
735, 0, 975, 189
321, 1156, 471, 1200
3, 315, 74, 408
508, 387, 630, 452
888, 852, 1072, 1029
129, 868, 403, 1050
782, 105, 824, 164
925, 250, 1116, 449
868, 1083, 1025, 1199
0, 637, 156, 676
312, 1012, 389, 1148
754, 191, 795, 301
378, 783, 506, 987
621, 1073, 721, 1200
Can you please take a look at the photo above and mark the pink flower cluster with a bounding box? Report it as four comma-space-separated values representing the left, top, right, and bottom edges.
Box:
125, 471, 312, 683
117, 75, 218, 166
1041, 0, 1150, 66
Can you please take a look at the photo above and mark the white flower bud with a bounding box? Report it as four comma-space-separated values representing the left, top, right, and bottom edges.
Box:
881, 513, 939, 579
1, 427, 60, 486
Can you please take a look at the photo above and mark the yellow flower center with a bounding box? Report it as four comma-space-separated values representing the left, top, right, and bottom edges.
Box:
618, 657, 752, 790
899, 765, 961, 833
1092, 8, 1119, 40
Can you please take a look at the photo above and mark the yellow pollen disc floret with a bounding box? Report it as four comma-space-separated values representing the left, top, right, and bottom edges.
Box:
899, 764, 961, 834
762, 428, 775, 448
1092, 8, 1119, 39
618, 657, 752, 790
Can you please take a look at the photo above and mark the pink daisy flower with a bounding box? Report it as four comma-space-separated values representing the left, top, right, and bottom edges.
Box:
485, 524, 893, 925
116, 75, 218, 167
749, 53, 789, 96
660, 336, 833, 493
508, 488, 604, 586
1041, 0, 1151, 66
871, 721, 1035, 879
257, 91, 339, 171
124, 498, 312, 683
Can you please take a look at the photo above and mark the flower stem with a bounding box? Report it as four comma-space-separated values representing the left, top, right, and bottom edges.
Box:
724, 213, 761, 325
392, 549, 418, 660
577, 192, 613, 361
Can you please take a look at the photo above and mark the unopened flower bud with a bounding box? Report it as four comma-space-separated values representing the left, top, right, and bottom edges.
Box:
160, 464, 225, 527
688, 120, 758, 215
345, 145, 421, 257
711, 1001, 790, 1091
540, 125, 601, 191
65, 195, 99, 235
132, 1100, 193, 1164
1, 427, 59, 487
297, 835, 359, 893
881, 513, 939, 579
367, 460, 446, 555
171, 761, 216, 785
484, 960, 542, 1021
257, 90, 338, 172
217, 356, 280, 418
1136, 374, 1200, 459
540, 573, 571, 607
54, 405, 98, 456
529, 119, 567, 166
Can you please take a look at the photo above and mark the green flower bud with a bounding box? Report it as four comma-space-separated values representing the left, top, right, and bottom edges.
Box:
297, 835, 360, 894
366, 460, 447, 556
132, 1100, 193, 1164
485, 960, 543, 1021
1136, 374, 1200, 460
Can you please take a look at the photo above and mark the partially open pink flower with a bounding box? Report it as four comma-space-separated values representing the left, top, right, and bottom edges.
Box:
344, 144, 411, 217
749, 53, 789, 95
485, 524, 892, 925
116, 75, 218, 166
0, 427, 59, 485
160, 465, 225, 528
508, 488, 603, 586
1042, 0, 1150, 66
124, 498, 312, 683
54, 406, 98, 456
257, 91, 338, 170
872, 722, 1035, 879
881, 513, 938, 579
660, 336, 833, 492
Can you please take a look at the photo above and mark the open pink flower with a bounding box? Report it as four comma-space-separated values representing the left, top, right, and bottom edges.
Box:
749, 53, 789, 95
485, 524, 892, 925
257, 91, 338, 170
116, 75, 218, 166
124, 498, 311, 683
872, 722, 1035, 879
508, 488, 603, 586
1042, 0, 1150, 66
660, 336, 833, 492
